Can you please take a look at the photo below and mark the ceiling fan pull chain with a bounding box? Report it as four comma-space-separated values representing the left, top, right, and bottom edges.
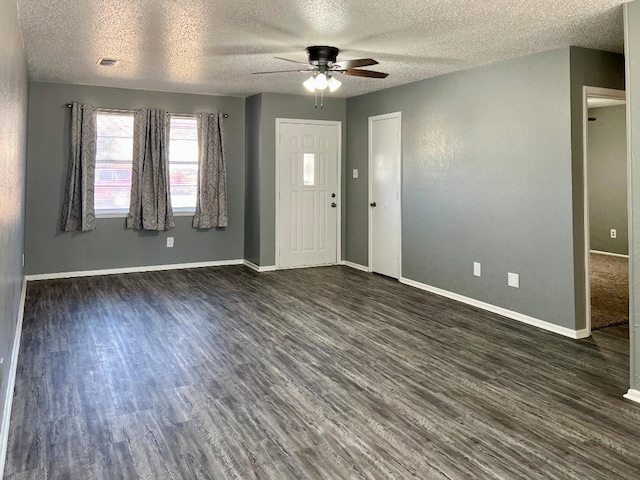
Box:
320, 89, 324, 109
314, 89, 318, 109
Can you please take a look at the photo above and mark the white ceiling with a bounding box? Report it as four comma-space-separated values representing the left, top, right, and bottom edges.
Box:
17, 0, 628, 98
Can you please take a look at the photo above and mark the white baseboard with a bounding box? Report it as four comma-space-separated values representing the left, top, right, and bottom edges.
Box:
243, 260, 277, 273
24, 259, 245, 281
624, 389, 640, 404
340, 261, 370, 272
399, 276, 589, 340
590, 249, 629, 259
0, 278, 27, 477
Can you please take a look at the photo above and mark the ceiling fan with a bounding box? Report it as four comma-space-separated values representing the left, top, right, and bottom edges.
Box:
253, 46, 389, 98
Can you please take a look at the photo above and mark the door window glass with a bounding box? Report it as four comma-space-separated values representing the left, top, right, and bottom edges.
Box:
303, 153, 315, 186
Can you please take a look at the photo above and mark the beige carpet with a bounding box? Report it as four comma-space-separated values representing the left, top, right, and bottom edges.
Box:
590, 252, 629, 330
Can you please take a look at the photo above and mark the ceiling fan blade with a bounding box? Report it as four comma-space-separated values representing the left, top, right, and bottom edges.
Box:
334, 58, 378, 69
252, 69, 312, 74
274, 56, 309, 65
340, 68, 389, 79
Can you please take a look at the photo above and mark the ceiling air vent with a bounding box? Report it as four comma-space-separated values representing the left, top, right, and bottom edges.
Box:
97, 58, 119, 67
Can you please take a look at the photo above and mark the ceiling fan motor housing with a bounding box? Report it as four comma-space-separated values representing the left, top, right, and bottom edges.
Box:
306, 46, 339, 70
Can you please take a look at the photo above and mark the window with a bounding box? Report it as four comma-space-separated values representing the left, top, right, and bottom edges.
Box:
94, 112, 199, 216
95, 112, 134, 216
303, 153, 315, 186
169, 116, 199, 212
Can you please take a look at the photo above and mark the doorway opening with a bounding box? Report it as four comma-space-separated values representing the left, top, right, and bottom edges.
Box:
583, 87, 628, 335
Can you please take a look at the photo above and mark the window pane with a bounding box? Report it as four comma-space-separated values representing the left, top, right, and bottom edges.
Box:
169, 116, 198, 211
303, 153, 315, 186
95, 113, 134, 214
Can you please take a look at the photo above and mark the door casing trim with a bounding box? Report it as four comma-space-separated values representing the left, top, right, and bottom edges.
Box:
581, 86, 626, 336
275, 118, 342, 270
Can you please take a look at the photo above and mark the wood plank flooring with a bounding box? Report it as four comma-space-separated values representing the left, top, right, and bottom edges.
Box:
4, 265, 640, 479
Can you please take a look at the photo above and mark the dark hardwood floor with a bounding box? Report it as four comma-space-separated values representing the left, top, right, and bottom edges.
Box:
4, 265, 640, 479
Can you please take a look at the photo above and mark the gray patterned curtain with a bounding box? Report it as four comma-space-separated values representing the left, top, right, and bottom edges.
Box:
60, 103, 97, 232
193, 113, 228, 228
127, 109, 175, 231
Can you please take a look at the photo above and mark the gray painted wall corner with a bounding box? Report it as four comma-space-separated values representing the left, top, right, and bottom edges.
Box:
347, 48, 580, 330
244, 94, 262, 265
0, 0, 29, 451
587, 105, 628, 255
25, 82, 246, 275
257, 93, 347, 267
345, 96, 370, 268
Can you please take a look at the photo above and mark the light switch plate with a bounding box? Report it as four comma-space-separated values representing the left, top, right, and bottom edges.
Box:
508, 272, 519, 288
473, 262, 481, 277
352, 169, 359, 179
167, 237, 174, 248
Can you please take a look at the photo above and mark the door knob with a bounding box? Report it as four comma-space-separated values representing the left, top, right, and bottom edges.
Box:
370, 202, 376, 207
331, 202, 337, 208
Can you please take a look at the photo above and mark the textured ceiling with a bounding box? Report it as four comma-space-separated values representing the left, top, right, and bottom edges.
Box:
17, 0, 627, 98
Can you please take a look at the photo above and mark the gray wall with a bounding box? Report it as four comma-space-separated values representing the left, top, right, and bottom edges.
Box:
347, 48, 581, 329
0, 0, 28, 438
625, 0, 640, 393
250, 93, 347, 266
25, 82, 245, 275
587, 105, 628, 255
569, 47, 626, 330
244, 94, 262, 265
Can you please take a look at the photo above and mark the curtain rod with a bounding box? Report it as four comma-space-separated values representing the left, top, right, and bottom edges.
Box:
65, 104, 229, 118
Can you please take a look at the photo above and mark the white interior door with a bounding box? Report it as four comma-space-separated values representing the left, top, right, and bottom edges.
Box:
278, 121, 339, 268
369, 113, 401, 278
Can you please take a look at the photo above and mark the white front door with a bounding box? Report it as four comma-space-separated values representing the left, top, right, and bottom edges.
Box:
369, 112, 401, 278
278, 121, 339, 268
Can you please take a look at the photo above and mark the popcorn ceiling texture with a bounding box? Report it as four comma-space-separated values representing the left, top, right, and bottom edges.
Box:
17, 0, 626, 97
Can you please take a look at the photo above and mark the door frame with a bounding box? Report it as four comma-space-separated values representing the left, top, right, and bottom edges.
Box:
582, 86, 627, 335
275, 118, 342, 270
368, 111, 402, 277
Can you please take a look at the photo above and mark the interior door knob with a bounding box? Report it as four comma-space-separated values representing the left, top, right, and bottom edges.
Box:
331, 202, 337, 208
370, 202, 377, 207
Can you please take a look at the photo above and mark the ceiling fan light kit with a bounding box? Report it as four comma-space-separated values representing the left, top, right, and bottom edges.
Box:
303, 75, 316, 92
328, 76, 342, 92
303, 73, 342, 93
253, 45, 389, 108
